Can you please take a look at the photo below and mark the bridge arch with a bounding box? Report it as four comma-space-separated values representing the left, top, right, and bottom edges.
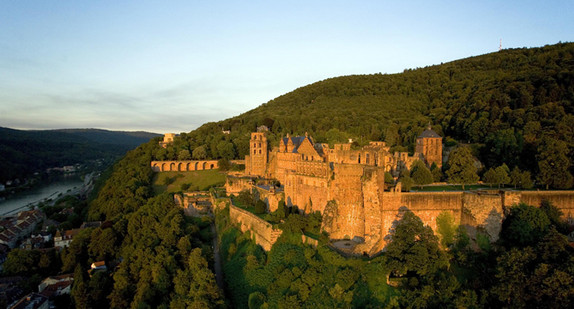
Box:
170, 163, 176, 171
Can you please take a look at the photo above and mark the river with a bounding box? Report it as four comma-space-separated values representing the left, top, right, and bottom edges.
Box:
0, 175, 84, 217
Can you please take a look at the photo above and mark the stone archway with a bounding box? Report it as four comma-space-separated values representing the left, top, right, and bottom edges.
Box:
178, 162, 183, 171
186, 162, 192, 171
210, 164, 215, 169
202, 162, 207, 170
161, 163, 167, 172
195, 162, 199, 170
170, 163, 176, 171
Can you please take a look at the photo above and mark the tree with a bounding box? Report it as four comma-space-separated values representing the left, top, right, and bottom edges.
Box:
217, 141, 236, 160
171, 249, 223, 308
510, 166, 533, 189
177, 149, 191, 160
384, 172, 395, 187
218, 158, 231, 171
430, 163, 443, 183
88, 227, 118, 262
399, 176, 414, 191
71, 264, 89, 309
386, 211, 449, 277
3, 249, 40, 275
501, 203, 551, 247
483, 168, 497, 187
410, 160, 433, 185
255, 200, 267, 214
436, 211, 457, 248
446, 146, 479, 190
192, 145, 207, 160
537, 138, 573, 189
494, 164, 510, 188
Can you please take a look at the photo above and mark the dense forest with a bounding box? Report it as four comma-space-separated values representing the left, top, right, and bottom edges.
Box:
0, 128, 159, 183
1, 139, 225, 308
159, 42, 574, 189
217, 198, 573, 308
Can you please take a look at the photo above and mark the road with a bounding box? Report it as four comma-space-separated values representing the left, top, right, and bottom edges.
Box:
211, 222, 225, 294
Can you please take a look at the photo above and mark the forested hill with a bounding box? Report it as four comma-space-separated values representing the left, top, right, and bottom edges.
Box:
0, 127, 160, 182
158, 42, 574, 187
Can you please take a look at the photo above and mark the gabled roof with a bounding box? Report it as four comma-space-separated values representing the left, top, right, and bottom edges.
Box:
418, 126, 441, 138
281, 136, 307, 153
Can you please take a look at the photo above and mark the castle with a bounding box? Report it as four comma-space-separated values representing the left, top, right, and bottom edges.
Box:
244, 125, 442, 214
236, 126, 573, 255
155, 129, 574, 256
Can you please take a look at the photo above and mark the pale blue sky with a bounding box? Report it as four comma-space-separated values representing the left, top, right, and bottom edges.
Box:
1, 1, 572, 133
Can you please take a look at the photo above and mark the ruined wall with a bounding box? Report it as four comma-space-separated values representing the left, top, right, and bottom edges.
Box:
284, 171, 329, 213
359, 167, 385, 254
254, 186, 284, 213
462, 192, 504, 241
229, 205, 282, 251
326, 164, 366, 240
225, 176, 253, 194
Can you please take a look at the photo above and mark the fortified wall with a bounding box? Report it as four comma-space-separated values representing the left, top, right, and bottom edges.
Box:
228, 203, 283, 251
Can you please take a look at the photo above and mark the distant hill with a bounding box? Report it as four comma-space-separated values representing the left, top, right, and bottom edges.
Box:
156, 42, 573, 187
0, 127, 160, 183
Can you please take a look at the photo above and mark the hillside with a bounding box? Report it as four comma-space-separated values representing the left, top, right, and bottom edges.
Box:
0, 127, 160, 182
157, 42, 574, 187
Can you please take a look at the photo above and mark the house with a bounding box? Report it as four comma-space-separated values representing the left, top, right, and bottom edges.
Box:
38, 274, 73, 298
54, 229, 81, 249
90, 261, 107, 272
0, 210, 44, 249
80, 221, 102, 229
8, 293, 49, 309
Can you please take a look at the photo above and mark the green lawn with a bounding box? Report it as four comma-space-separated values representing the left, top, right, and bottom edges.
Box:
152, 170, 226, 195
410, 184, 494, 192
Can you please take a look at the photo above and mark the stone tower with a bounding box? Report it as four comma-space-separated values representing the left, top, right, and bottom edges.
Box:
159, 133, 176, 148
416, 125, 443, 168
248, 129, 268, 177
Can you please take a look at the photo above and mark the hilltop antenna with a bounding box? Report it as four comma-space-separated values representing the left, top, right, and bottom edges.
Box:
499, 38, 502, 51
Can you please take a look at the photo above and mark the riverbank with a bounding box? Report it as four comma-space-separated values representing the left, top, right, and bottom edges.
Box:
0, 173, 96, 217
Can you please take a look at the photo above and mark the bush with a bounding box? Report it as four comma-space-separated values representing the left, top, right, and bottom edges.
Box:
255, 200, 267, 214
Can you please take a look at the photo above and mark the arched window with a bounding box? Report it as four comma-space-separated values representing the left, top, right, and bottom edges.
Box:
366, 153, 370, 164
259, 149, 262, 154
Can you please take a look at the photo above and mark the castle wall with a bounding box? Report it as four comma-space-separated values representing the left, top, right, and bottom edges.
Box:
462, 192, 504, 241
284, 172, 329, 213
229, 204, 282, 251
327, 164, 365, 240
376, 192, 463, 251
254, 186, 284, 213
519, 191, 574, 223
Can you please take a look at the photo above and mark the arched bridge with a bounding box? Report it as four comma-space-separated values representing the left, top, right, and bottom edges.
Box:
151, 160, 219, 172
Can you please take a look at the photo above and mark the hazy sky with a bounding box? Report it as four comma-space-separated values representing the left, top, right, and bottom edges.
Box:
1, 1, 573, 133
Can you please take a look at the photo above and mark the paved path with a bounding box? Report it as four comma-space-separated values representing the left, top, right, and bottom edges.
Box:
211, 223, 225, 293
